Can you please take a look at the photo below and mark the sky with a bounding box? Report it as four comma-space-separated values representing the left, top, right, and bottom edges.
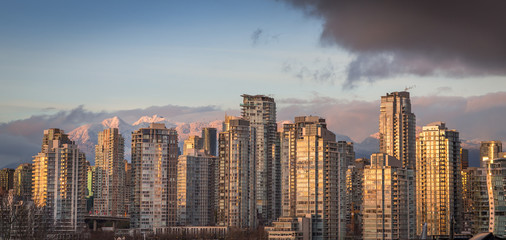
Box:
1, 1, 506, 167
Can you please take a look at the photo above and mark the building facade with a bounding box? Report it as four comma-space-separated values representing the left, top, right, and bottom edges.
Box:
480, 141, 502, 167
0, 168, 15, 194
177, 149, 216, 226
461, 167, 489, 235
363, 153, 415, 240
183, 136, 203, 156
416, 122, 462, 236
293, 117, 339, 240
93, 128, 126, 217
486, 157, 506, 238
216, 116, 256, 228
241, 94, 279, 225
130, 123, 178, 231
32, 128, 87, 232
379, 91, 416, 169
202, 127, 217, 156
346, 158, 369, 239
13, 163, 32, 200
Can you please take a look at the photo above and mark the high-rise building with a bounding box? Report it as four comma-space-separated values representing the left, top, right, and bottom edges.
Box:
293, 116, 339, 239
461, 167, 489, 235
13, 163, 32, 200
0, 168, 15, 194
416, 122, 462, 236
280, 116, 327, 218
241, 94, 279, 224
124, 160, 132, 216
346, 158, 369, 239
94, 128, 126, 217
131, 123, 178, 231
86, 162, 96, 214
379, 91, 416, 169
486, 156, 506, 238
216, 116, 256, 228
280, 123, 297, 218
202, 127, 217, 156
177, 149, 216, 226
363, 153, 415, 240
337, 141, 355, 239
480, 141, 502, 167
32, 128, 87, 232
183, 136, 203, 156
460, 148, 469, 170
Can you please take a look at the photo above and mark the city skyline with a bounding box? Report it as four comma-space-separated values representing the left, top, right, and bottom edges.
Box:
1, 1, 506, 171
1, 1, 506, 239
1, 92, 505, 238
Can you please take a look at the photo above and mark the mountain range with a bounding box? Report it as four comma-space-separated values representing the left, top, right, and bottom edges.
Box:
67, 115, 385, 164
65, 114, 482, 166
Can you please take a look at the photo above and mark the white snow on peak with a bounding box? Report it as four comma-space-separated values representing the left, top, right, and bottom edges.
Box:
133, 115, 167, 126
101, 116, 123, 129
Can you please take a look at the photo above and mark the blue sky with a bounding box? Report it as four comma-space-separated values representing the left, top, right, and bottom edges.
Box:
0, 0, 505, 123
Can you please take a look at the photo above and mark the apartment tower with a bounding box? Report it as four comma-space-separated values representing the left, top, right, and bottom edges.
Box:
363, 153, 415, 240
379, 91, 416, 169
294, 116, 339, 239
177, 149, 216, 226
13, 163, 32, 201
32, 128, 87, 232
131, 123, 178, 231
202, 127, 217, 156
0, 168, 15, 194
480, 141, 502, 167
241, 94, 279, 224
486, 156, 506, 238
93, 128, 126, 217
416, 122, 462, 236
216, 116, 256, 228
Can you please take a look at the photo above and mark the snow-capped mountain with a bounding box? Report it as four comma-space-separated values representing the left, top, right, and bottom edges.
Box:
68, 115, 223, 164
69, 115, 481, 167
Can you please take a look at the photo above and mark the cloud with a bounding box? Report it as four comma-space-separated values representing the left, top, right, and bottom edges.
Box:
282, 58, 340, 84
251, 28, 281, 46
251, 28, 263, 46
0, 104, 228, 168
1, 92, 505, 168
279, 1, 506, 86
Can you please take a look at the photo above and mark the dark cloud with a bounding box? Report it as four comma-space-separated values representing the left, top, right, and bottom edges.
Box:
279, 1, 506, 86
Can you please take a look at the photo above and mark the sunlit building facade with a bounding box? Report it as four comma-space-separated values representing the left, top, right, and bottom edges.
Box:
379, 91, 416, 169
363, 153, 415, 240
416, 122, 462, 236
461, 167, 489, 235
216, 116, 256, 228
177, 149, 216, 226
294, 117, 339, 240
131, 123, 178, 231
13, 163, 32, 200
183, 135, 203, 156
94, 128, 126, 217
32, 128, 87, 232
486, 157, 506, 238
480, 141, 502, 167
241, 94, 279, 225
